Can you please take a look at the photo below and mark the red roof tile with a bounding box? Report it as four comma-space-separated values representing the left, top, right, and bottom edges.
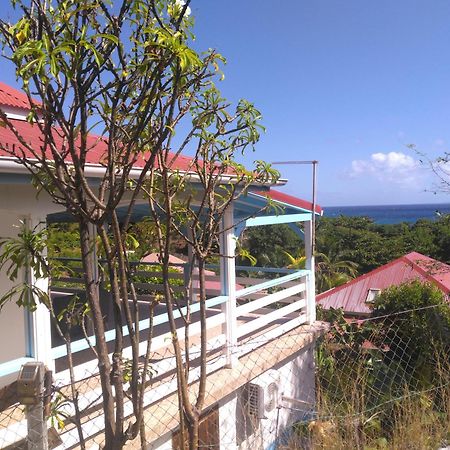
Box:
317, 252, 450, 316
254, 189, 323, 214
0, 82, 40, 109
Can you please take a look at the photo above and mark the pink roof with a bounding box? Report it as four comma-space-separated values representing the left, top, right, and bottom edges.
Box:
317, 252, 450, 316
255, 189, 323, 214
141, 253, 186, 266
139, 253, 243, 292
0, 81, 40, 109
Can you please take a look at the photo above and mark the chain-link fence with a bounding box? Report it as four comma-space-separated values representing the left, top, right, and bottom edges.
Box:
0, 382, 27, 449
287, 304, 450, 450
1, 304, 448, 449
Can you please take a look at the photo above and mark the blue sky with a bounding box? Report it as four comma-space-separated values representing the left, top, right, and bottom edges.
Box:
2, 1, 450, 206
191, 0, 450, 206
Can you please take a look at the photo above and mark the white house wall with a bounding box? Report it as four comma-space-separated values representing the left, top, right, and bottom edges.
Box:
0, 184, 62, 386
146, 343, 316, 450
0, 209, 27, 367
233, 343, 316, 450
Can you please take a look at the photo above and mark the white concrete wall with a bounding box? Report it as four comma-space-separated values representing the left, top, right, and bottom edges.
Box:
145, 343, 316, 450
0, 183, 61, 386
0, 209, 27, 365
222, 343, 316, 450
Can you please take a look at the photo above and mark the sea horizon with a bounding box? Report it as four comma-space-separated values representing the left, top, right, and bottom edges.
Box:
323, 202, 450, 225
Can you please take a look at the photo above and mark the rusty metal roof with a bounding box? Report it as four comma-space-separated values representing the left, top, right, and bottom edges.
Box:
317, 252, 450, 316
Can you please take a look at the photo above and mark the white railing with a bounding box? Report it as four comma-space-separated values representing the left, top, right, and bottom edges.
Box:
47, 261, 312, 384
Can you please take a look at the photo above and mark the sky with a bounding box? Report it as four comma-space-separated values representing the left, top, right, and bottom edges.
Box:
2, 1, 450, 206
190, 0, 450, 206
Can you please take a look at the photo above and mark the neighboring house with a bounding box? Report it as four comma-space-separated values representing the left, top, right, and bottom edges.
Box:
0, 81, 327, 449
317, 251, 450, 318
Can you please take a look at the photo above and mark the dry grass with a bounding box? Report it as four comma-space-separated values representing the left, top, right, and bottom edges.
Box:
286, 351, 450, 450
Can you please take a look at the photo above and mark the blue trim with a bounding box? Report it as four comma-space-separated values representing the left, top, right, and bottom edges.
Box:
248, 191, 321, 216
51, 294, 228, 359
245, 213, 311, 227
0, 173, 32, 184
288, 223, 305, 240
235, 222, 245, 237
0, 357, 34, 377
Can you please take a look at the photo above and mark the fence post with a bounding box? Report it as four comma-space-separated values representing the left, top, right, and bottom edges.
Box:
17, 362, 48, 450
304, 220, 316, 324
220, 204, 238, 367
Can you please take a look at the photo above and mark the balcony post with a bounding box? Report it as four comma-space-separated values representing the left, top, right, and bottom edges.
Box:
304, 220, 316, 324
220, 204, 237, 367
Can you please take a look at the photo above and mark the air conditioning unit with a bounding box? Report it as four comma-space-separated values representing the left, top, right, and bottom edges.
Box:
244, 370, 281, 419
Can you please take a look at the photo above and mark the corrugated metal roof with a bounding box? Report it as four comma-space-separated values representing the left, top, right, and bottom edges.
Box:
253, 190, 323, 214
0, 81, 39, 109
0, 83, 319, 214
317, 252, 450, 316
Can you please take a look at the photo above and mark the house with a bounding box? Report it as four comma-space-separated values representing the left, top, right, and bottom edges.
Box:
317, 251, 450, 318
0, 81, 327, 449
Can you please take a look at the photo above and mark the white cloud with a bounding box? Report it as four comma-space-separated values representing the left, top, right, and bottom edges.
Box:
349, 151, 422, 187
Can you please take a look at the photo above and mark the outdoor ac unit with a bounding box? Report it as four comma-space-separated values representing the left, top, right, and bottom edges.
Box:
245, 370, 281, 419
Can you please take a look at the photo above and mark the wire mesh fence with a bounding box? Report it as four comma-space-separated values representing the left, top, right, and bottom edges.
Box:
0, 304, 448, 449
0, 383, 27, 449
288, 304, 450, 450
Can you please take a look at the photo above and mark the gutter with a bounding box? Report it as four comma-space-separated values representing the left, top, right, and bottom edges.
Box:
0, 156, 287, 187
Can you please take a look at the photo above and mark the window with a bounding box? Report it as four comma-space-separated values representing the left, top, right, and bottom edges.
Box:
366, 288, 381, 303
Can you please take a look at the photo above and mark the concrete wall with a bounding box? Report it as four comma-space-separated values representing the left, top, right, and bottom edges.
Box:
146, 342, 316, 450
224, 343, 316, 450
0, 209, 27, 365
0, 182, 61, 386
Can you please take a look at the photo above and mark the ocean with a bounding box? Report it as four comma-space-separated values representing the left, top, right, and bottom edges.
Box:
323, 203, 450, 225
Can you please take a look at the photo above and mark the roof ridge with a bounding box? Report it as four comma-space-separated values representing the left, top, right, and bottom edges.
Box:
403, 252, 450, 294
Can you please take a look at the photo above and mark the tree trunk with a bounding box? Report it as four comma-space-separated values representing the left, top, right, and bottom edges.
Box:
79, 220, 117, 448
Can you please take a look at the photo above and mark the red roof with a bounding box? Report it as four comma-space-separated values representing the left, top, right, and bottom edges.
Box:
0, 117, 199, 171
317, 252, 450, 316
254, 189, 323, 214
0, 81, 40, 109
0, 82, 318, 213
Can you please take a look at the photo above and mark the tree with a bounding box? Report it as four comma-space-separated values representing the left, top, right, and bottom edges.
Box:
239, 224, 302, 267
315, 249, 358, 293
0, 1, 278, 448
372, 280, 450, 388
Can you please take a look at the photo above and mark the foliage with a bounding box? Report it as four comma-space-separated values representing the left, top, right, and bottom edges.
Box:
316, 215, 450, 273
315, 249, 358, 293
0, 0, 279, 447
239, 224, 302, 267
372, 280, 450, 388
314, 282, 450, 448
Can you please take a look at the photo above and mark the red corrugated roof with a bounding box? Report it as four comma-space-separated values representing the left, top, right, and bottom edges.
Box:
317, 252, 450, 316
254, 189, 323, 214
0, 83, 318, 213
0, 118, 197, 171
0, 81, 40, 109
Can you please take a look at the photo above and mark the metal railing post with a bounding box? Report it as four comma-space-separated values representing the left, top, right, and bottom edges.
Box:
304, 220, 316, 324
220, 205, 238, 367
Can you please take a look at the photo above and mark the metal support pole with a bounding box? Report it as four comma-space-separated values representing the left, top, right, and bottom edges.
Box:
272, 160, 319, 324
220, 204, 237, 367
